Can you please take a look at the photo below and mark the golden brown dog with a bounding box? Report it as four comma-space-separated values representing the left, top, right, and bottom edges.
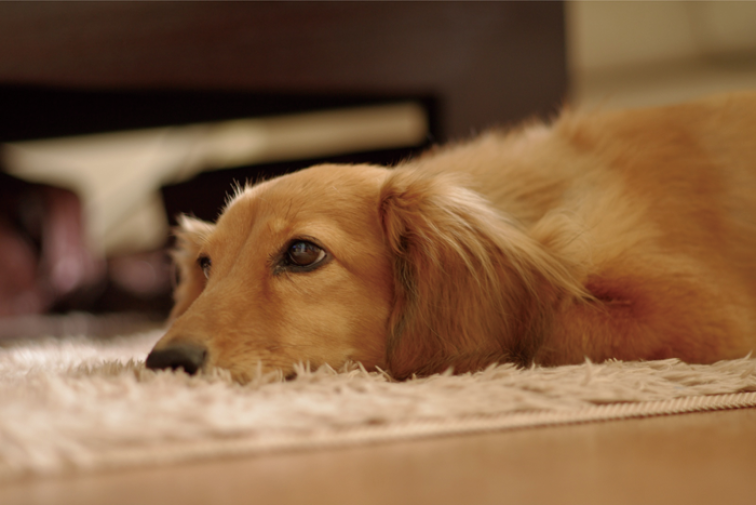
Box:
146, 92, 756, 382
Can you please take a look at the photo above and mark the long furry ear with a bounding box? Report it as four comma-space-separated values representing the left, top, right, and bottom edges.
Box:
379, 169, 584, 379
169, 215, 215, 320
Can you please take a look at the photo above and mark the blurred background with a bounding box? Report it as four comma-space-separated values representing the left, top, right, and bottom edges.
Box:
0, 1, 755, 338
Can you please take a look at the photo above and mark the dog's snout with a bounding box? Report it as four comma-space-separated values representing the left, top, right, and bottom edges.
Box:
145, 342, 207, 375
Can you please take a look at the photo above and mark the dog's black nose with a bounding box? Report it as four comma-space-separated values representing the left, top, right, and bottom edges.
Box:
145, 342, 207, 375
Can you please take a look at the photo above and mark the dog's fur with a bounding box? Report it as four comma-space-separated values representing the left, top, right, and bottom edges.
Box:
149, 92, 756, 382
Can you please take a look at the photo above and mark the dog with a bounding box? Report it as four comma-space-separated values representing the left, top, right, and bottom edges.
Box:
146, 92, 756, 382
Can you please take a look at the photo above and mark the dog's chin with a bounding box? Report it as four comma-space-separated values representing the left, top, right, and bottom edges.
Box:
220, 361, 342, 384
229, 367, 287, 385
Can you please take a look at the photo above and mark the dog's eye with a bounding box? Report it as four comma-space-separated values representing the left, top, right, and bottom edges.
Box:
197, 255, 211, 279
286, 241, 326, 268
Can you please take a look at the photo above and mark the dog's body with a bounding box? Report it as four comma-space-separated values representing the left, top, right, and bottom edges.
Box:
147, 92, 756, 382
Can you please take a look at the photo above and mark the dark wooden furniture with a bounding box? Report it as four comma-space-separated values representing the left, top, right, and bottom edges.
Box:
0, 2, 566, 141
0, 2, 567, 317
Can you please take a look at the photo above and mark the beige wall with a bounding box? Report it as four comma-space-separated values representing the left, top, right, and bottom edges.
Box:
567, 1, 756, 108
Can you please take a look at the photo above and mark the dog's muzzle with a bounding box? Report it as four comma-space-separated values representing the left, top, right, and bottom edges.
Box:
145, 341, 207, 375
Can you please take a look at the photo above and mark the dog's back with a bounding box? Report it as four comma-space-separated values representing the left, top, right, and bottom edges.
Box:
410, 92, 756, 365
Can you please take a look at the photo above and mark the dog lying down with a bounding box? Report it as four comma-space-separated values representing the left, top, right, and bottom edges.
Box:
146, 92, 756, 382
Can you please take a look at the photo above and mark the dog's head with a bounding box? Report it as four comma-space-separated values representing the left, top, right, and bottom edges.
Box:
147, 163, 577, 381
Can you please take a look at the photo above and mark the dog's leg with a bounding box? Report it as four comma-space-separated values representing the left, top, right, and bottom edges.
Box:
539, 264, 755, 365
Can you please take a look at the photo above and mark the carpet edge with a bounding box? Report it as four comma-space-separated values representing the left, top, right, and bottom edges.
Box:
3, 391, 754, 483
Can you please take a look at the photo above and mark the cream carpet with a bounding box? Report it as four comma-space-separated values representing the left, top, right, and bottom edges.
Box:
2, 330, 756, 481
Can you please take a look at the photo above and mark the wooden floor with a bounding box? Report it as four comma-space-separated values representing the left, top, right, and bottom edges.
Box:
3, 408, 755, 505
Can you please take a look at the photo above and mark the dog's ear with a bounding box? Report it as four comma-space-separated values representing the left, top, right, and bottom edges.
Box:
379, 169, 580, 378
169, 215, 215, 320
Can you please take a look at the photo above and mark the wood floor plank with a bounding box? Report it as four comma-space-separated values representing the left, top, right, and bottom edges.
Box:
3, 408, 755, 505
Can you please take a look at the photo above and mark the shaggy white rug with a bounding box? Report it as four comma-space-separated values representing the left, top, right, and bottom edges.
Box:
2, 330, 756, 481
